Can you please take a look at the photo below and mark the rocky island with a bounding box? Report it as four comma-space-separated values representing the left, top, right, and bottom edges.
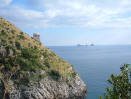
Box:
0, 17, 87, 99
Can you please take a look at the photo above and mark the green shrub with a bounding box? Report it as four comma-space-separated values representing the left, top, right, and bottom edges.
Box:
100, 64, 131, 99
16, 57, 29, 71
1, 39, 7, 45
8, 37, 11, 40
11, 30, 15, 34
0, 30, 8, 37
6, 27, 9, 30
44, 61, 50, 68
39, 74, 46, 79
49, 70, 61, 80
20, 32, 24, 35
15, 41, 21, 49
12, 35, 15, 38
16, 56, 35, 71
34, 46, 37, 49
72, 72, 76, 78
9, 40, 13, 44
18, 35, 25, 40
43, 51, 49, 58
21, 48, 38, 59
15, 48, 43, 71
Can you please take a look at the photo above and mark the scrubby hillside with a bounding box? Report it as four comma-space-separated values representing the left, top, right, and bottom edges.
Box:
0, 16, 75, 79
0, 17, 87, 99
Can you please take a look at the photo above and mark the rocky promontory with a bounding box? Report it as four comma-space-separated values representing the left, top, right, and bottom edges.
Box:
0, 16, 87, 99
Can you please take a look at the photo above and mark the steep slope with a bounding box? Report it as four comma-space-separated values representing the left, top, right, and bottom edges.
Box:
0, 17, 87, 99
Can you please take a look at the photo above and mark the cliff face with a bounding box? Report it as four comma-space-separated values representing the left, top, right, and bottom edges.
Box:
5, 74, 87, 99
0, 17, 87, 99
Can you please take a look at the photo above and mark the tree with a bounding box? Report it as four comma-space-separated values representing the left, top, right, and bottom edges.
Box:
100, 64, 131, 99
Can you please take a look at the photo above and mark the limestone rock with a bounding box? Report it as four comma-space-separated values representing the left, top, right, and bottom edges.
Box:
3, 74, 87, 99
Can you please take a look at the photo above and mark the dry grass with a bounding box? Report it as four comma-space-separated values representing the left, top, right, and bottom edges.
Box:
0, 16, 75, 78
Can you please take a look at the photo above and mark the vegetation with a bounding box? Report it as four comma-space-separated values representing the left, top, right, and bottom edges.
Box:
17, 34, 26, 40
49, 70, 61, 80
0, 17, 76, 99
0, 30, 7, 37
100, 64, 131, 99
44, 60, 51, 68
71, 72, 76, 78
15, 41, 21, 49
0, 66, 20, 99
11, 30, 15, 34
0, 16, 75, 86
15, 48, 44, 71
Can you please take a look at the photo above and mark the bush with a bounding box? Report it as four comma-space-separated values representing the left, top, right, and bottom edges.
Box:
21, 48, 38, 59
18, 35, 25, 40
49, 70, 61, 80
15, 41, 21, 49
12, 35, 15, 38
11, 30, 15, 34
1, 30, 5, 35
43, 51, 49, 58
8, 37, 11, 40
72, 72, 76, 78
20, 32, 24, 35
0, 30, 8, 37
100, 64, 131, 99
16, 48, 43, 71
39, 74, 46, 79
16, 56, 37, 71
44, 61, 50, 68
1, 39, 7, 46
34, 46, 37, 49
9, 40, 13, 44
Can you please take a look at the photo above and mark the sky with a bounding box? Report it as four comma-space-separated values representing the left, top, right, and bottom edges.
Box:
0, 0, 131, 46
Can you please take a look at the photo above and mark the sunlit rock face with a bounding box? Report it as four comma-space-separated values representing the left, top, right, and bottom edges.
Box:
6, 74, 87, 99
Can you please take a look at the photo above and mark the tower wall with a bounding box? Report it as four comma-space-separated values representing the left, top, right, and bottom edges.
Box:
33, 33, 40, 41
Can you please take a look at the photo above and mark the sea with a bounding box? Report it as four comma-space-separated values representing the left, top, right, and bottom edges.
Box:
48, 45, 131, 99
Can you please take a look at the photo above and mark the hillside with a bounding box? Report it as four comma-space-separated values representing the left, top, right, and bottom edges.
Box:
0, 16, 87, 99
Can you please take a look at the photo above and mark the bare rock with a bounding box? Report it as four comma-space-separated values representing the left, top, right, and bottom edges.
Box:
4, 74, 87, 99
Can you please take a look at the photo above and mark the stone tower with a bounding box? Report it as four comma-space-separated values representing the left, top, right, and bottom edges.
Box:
33, 33, 40, 42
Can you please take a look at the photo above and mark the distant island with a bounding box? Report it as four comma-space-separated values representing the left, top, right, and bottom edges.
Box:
90, 44, 94, 46
77, 43, 95, 47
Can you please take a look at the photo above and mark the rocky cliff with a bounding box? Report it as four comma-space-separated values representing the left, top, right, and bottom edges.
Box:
0, 16, 87, 99
2, 73, 87, 99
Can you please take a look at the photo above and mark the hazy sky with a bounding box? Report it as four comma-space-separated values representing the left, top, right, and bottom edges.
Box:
0, 0, 131, 46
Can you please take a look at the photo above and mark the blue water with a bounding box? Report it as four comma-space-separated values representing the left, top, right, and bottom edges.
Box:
48, 45, 131, 99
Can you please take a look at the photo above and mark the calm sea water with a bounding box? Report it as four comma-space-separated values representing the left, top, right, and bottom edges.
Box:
48, 45, 131, 99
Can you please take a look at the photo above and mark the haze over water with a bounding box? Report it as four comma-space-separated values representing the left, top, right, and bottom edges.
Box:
49, 45, 131, 99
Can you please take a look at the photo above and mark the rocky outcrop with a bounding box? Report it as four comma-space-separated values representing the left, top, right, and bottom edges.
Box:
1, 74, 87, 99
